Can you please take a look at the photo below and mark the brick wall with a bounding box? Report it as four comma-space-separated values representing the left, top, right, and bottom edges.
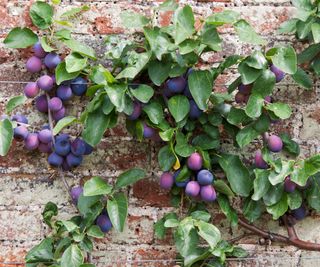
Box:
1, 0, 320, 266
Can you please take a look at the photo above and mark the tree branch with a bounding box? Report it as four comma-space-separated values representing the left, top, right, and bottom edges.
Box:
238, 217, 320, 251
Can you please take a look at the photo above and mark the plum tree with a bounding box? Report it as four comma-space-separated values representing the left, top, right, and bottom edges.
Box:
284, 176, 296, 193
48, 152, 63, 167
35, 95, 48, 113
14, 125, 29, 140
197, 169, 214, 185
200, 185, 216, 202
26, 56, 42, 73
24, 82, 40, 98
70, 186, 83, 204
48, 97, 63, 112
56, 85, 73, 101
160, 172, 174, 189
37, 75, 54, 91
189, 100, 202, 120
185, 181, 201, 197
38, 129, 52, 143
24, 133, 40, 150
33, 42, 47, 58
44, 52, 61, 69
96, 214, 113, 233
270, 64, 285, 82
71, 138, 86, 156
71, 77, 87, 96
166, 76, 186, 94
54, 137, 71, 156
254, 150, 268, 169
127, 101, 142, 120
187, 152, 203, 171
267, 134, 283, 152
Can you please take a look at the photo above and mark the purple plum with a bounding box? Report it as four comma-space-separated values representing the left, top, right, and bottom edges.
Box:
48, 97, 63, 112
284, 176, 296, 193
66, 153, 83, 167
35, 95, 48, 113
238, 84, 252, 95
44, 52, 61, 69
54, 137, 71, 156
52, 107, 66, 121
70, 77, 87, 96
200, 185, 217, 202
24, 82, 40, 98
71, 138, 86, 156
96, 214, 112, 233
187, 152, 203, 171
70, 186, 83, 204
38, 142, 52, 153
38, 129, 52, 143
14, 126, 28, 140
143, 124, 155, 138
33, 42, 47, 58
11, 114, 28, 124
189, 100, 202, 120
185, 181, 201, 197
24, 133, 39, 150
254, 150, 268, 169
166, 77, 186, 94
56, 85, 73, 101
270, 64, 285, 83
37, 75, 54, 91
48, 152, 63, 167
26, 56, 42, 73
267, 134, 283, 153
128, 101, 142, 120
160, 172, 174, 189
197, 169, 214, 185
292, 205, 306, 220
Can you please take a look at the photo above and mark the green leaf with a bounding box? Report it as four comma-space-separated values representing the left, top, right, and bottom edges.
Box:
60, 220, 79, 232
245, 94, 264, 119
61, 245, 84, 267
164, 218, 180, 228
30, 1, 53, 29
214, 180, 234, 197
173, 5, 195, 45
269, 161, 295, 186
312, 23, 320, 43
157, 0, 178, 11
280, 133, 300, 156
278, 19, 298, 34
63, 39, 96, 60
168, 95, 190, 123
252, 169, 271, 201
55, 62, 80, 85
291, 67, 312, 89
266, 194, 288, 220
236, 125, 259, 148
25, 238, 54, 264
266, 102, 292, 119
175, 132, 194, 157
6, 95, 27, 114
83, 176, 112, 196
188, 70, 213, 110
77, 195, 102, 218
311, 57, 320, 75
218, 154, 252, 197
192, 134, 220, 150
270, 46, 297, 74
263, 184, 284, 206
217, 194, 238, 227
287, 190, 302, 210
291, 155, 320, 186
4, 27, 38, 48
191, 211, 211, 222
107, 192, 128, 232
297, 17, 315, 38
90, 65, 116, 85
195, 220, 221, 249
158, 145, 175, 171
251, 69, 276, 97
40, 36, 55, 52
206, 10, 240, 26
0, 119, 13, 157
234, 19, 266, 45
55, 29, 71, 40
42, 202, 58, 228
245, 51, 268, 70
130, 85, 154, 103
226, 107, 250, 126
53, 116, 77, 135
82, 106, 115, 146
148, 60, 171, 86
87, 225, 104, 238
292, 0, 313, 10
159, 128, 175, 141
298, 43, 320, 64
65, 53, 87, 73
120, 11, 150, 28
200, 23, 222, 51
243, 199, 263, 222
105, 83, 129, 113
238, 61, 263, 85
143, 101, 164, 124
307, 175, 320, 211
60, 5, 90, 18
175, 165, 191, 182
115, 168, 146, 189
144, 28, 174, 61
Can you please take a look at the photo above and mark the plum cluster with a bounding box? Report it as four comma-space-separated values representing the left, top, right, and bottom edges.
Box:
3, 41, 94, 170
24, 41, 88, 120
160, 152, 217, 202
235, 64, 285, 104
9, 113, 93, 170
71, 186, 113, 233
127, 70, 202, 140
254, 133, 308, 220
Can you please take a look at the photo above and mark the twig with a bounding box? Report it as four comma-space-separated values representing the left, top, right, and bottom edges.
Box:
238, 217, 320, 251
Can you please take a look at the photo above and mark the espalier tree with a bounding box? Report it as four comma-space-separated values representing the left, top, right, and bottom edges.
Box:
1, 0, 320, 266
